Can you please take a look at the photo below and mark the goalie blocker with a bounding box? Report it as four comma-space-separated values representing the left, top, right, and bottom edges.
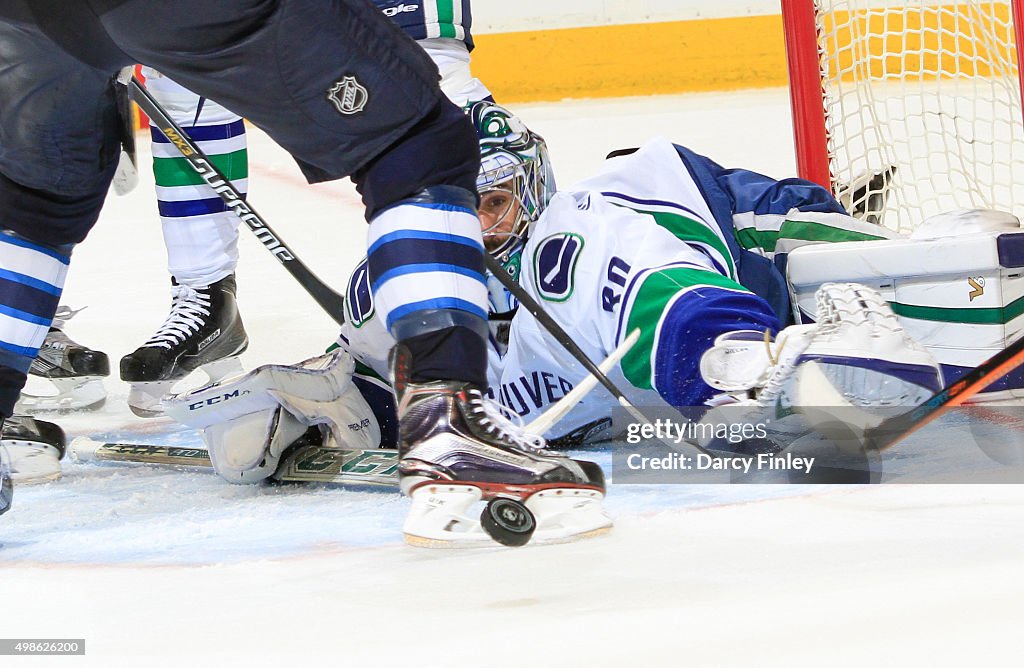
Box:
787, 209, 1024, 400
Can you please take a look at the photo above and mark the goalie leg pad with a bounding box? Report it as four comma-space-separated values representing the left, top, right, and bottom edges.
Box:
165, 350, 387, 483
204, 406, 308, 484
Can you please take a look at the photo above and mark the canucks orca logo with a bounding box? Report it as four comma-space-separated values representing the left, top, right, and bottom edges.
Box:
533, 233, 584, 302
345, 258, 375, 327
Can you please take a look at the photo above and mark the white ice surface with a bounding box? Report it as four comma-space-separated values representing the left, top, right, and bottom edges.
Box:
3, 90, 1024, 666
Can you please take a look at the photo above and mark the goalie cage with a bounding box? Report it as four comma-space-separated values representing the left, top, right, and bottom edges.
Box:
782, 0, 1024, 234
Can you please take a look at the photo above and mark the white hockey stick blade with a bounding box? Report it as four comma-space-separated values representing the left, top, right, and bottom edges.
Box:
525, 329, 640, 437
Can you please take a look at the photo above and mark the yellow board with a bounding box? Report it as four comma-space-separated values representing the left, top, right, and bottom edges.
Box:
471, 16, 789, 103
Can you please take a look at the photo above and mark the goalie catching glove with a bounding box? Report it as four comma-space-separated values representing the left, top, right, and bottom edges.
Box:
163, 350, 386, 484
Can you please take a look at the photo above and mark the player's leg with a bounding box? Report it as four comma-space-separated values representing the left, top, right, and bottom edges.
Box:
16, 305, 111, 412
0, 20, 123, 485
93, 0, 605, 546
120, 71, 248, 417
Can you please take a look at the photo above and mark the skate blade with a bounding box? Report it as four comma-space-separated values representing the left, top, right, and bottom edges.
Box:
15, 377, 107, 413
127, 380, 177, 418
403, 524, 612, 549
127, 357, 245, 418
402, 483, 612, 549
9, 469, 62, 485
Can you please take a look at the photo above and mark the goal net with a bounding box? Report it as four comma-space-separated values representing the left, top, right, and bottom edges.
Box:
783, 0, 1024, 234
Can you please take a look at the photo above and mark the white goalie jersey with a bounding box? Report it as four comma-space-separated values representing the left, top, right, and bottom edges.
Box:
340, 137, 889, 443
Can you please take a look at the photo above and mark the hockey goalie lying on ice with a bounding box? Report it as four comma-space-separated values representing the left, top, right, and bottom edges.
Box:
134, 102, 969, 546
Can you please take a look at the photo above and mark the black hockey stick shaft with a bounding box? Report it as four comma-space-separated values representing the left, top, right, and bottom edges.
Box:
127, 77, 346, 326
867, 334, 1024, 451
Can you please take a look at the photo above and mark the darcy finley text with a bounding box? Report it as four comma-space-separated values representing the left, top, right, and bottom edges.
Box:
626, 452, 815, 474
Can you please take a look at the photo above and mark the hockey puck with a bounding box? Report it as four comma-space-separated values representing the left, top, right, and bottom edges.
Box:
480, 497, 536, 547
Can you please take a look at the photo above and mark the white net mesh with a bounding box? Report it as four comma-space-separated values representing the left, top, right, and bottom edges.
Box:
813, 0, 1024, 233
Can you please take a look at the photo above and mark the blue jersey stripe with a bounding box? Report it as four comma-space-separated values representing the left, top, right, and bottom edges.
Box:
601, 191, 712, 227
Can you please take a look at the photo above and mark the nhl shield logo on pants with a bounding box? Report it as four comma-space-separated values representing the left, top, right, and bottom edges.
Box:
327, 76, 369, 115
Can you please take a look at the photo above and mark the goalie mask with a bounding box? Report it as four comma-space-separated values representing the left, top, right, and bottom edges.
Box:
468, 100, 556, 260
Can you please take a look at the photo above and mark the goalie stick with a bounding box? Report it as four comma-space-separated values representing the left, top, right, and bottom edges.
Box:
71, 439, 399, 486
70, 331, 642, 481
866, 334, 1024, 452
122, 73, 346, 326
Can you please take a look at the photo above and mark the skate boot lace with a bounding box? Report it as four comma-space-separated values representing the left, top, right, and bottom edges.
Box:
145, 285, 211, 349
466, 389, 548, 452
50, 304, 86, 331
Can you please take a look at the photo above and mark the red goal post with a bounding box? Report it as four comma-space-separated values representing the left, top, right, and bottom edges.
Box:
783, 0, 1024, 233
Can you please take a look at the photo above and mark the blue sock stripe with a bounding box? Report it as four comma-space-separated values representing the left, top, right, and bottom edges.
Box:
385, 299, 489, 329
157, 196, 235, 218
0, 345, 35, 374
0, 268, 62, 297
368, 238, 484, 282
372, 263, 486, 292
402, 200, 477, 216
0, 303, 54, 327
0, 232, 70, 265
368, 229, 483, 256
150, 119, 246, 143
0, 277, 61, 321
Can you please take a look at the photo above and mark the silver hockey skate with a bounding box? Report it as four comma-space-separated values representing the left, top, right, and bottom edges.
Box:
1, 415, 66, 483
16, 306, 110, 413
0, 436, 11, 516
392, 346, 611, 548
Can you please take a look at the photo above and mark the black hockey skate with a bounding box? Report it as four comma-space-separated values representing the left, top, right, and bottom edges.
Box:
16, 306, 110, 413
120, 274, 248, 418
1, 415, 66, 483
393, 345, 610, 548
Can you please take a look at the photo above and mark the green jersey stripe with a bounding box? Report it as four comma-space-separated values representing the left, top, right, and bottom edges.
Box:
612, 205, 736, 279
435, 0, 455, 23
736, 219, 887, 253
621, 267, 751, 388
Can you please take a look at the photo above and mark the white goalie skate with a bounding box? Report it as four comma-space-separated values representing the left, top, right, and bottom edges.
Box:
16, 306, 110, 413
392, 345, 611, 549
